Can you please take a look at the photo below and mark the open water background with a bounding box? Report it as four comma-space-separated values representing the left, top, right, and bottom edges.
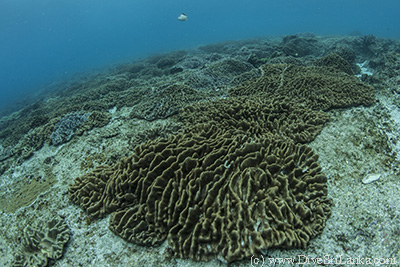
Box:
1, 0, 399, 111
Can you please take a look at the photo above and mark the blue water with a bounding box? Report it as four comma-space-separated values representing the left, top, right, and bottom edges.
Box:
1, 0, 399, 111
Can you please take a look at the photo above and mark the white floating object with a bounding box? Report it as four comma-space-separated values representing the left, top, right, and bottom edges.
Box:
362, 173, 381, 184
177, 13, 188, 21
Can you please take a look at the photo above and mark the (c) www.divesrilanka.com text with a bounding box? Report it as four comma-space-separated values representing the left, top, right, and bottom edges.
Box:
250, 254, 397, 266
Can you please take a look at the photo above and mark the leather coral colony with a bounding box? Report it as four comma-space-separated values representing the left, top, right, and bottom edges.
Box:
69, 101, 332, 263
69, 56, 375, 262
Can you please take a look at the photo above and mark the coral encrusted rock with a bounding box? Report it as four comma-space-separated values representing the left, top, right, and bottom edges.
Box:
69, 125, 332, 263
230, 63, 375, 110
12, 216, 70, 267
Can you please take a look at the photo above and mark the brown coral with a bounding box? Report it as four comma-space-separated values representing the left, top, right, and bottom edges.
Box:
69, 124, 331, 263
313, 53, 354, 75
230, 63, 375, 110
130, 83, 209, 121
178, 96, 329, 144
12, 216, 70, 267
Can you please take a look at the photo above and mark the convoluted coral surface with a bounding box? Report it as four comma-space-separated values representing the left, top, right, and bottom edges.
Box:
69, 124, 331, 262
4, 35, 400, 267
179, 96, 330, 144
12, 216, 70, 267
230, 63, 375, 110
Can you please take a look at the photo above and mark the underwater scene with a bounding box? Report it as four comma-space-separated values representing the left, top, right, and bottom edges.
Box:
1, 1, 400, 266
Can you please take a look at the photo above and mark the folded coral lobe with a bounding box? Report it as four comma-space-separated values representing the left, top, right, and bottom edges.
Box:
69, 124, 332, 263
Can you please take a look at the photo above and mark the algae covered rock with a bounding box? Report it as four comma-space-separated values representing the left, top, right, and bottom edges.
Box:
69, 124, 331, 263
12, 216, 70, 267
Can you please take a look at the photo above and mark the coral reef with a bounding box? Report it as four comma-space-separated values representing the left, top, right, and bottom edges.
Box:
230, 63, 375, 110
69, 124, 331, 263
12, 216, 70, 267
164, 57, 259, 93
0, 41, 258, 160
130, 84, 209, 121
50, 112, 90, 146
313, 53, 354, 75
205, 58, 254, 79
179, 96, 329, 144
186, 58, 257, 90
2, 34, 400, 267
0, 144, 13, 163
201, 58, 255, 87
14, 127, 50, 160
76, 111, 111, 135
0, 173, 56, 213
281, 33, 323, 57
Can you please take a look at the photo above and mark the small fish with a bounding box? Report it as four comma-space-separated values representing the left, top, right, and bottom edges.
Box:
177, 13, 188, 21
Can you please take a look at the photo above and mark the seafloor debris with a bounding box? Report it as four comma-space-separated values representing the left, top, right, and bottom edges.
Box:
362, 173, 382, 184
